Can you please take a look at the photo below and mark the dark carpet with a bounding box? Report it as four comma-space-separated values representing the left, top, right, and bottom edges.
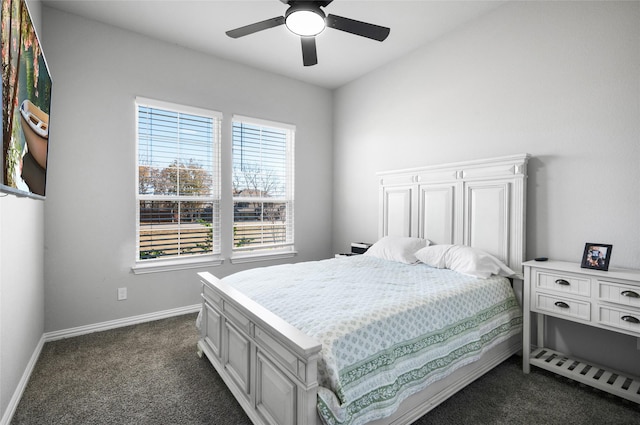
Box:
11, 313, 639, 424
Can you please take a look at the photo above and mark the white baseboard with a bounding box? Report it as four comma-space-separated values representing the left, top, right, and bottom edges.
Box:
44, 304, 201, 341
0, 336, 45, 425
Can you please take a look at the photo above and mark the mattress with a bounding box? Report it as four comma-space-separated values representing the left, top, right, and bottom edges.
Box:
221, 255, 522, 425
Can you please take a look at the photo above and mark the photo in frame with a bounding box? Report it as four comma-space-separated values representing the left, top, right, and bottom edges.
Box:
1, 0, 53, 198
581, 243, 613, 271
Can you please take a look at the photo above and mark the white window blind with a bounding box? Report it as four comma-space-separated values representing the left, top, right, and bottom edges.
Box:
232, 115, 295, 255
136, 98, 221, 263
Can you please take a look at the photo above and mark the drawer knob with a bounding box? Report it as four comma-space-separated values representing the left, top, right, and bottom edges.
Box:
554, 301, 570, 309
621, 315, 640, 324
555, 279, 570, 286
621, 290, 640, 299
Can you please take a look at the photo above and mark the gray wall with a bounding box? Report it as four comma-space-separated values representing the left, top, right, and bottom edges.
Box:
41, 7, 333, 333
0, 1, 46, 421
0, 196, 44, 423
332, 1, 639, 375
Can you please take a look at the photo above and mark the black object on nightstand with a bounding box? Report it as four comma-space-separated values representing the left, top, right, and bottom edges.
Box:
351, 242, 372, 255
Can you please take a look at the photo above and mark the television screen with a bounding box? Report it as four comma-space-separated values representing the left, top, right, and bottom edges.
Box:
1, 0, 53, 199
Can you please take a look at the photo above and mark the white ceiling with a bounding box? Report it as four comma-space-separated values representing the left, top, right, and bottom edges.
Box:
41, 0, 506, 89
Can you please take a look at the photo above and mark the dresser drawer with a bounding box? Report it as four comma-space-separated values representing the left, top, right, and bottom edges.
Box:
535, 271, 591, 298
598, 306, 640, 336
598, 280, 640, 309
533, 292, 591, 322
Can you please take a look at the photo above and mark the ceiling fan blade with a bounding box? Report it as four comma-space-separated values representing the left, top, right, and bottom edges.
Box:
326, 14, 390, 42
281, 0, 333, 6
226, 16, 285, 38
301, 37, 318, 66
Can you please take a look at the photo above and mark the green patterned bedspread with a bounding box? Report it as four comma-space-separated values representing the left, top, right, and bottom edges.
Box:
223, 255, 522, 425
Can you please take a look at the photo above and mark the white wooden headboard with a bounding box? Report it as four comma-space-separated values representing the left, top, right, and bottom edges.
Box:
377, 154, 530, 276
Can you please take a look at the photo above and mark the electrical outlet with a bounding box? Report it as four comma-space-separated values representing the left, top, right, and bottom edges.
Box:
117, 287, 127, 301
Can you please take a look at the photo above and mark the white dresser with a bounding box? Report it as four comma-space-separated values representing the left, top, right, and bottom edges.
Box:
522, 260, 640, 403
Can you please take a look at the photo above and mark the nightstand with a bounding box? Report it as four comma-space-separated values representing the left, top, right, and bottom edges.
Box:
523, 260, 640, 403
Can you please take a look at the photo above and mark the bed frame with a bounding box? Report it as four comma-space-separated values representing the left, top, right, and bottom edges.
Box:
197, 154, 530, 425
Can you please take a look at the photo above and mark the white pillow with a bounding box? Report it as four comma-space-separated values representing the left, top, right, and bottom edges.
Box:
415, 244, 515, 278
413, 244, 451, 268
364, 236, 430, 264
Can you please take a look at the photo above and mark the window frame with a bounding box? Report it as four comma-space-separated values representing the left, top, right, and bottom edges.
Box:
132, 97, 223, 274
230, 115, 296, 263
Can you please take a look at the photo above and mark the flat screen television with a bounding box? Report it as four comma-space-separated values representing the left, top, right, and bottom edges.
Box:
1, 0, 53, 199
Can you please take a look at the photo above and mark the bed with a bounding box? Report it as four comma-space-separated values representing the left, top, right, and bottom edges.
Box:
197, 154, 530, 425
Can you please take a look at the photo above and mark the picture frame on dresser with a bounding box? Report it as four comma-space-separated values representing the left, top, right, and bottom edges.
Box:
581, 243, 613, 271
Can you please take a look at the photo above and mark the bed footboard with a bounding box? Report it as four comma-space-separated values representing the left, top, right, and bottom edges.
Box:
198, 271, 322, 425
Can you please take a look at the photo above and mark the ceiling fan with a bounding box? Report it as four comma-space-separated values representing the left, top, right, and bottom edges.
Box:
225, 0, 391, 66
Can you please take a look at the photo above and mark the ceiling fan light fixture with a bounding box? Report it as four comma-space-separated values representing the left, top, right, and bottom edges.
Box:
226, 0, 391, 67
285, 6, 326, 37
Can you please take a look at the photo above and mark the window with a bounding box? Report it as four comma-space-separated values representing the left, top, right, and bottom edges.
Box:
232, 115, 295, 259
134, 97, 221, 271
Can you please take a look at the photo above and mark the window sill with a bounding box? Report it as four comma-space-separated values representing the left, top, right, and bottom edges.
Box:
230, 250, 297, 264
132, 255, 223, 275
